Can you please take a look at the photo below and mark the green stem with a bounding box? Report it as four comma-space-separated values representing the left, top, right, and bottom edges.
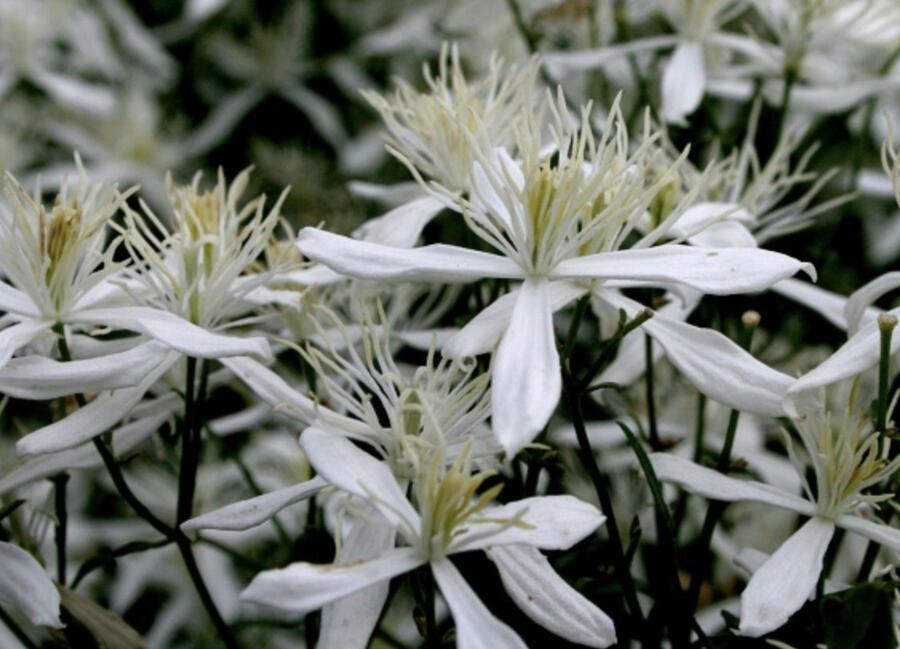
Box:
50, 472, 69, 585
644, 334, 660, 450
177, 358, 207, 525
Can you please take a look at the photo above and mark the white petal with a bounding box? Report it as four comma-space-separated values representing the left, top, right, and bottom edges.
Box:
346, 180, 425, 206
280, 85, 347, 144
443, 281, 584, 359
16, 352, 180, 456
73, 306, 271, 361
738, 517, 834, 637
650, 453, 816, 515
275, 265, 345, 287
844, 271, 900, 335
836, 513, 900, 553
0, 541, 63, 628
553, 245, 814, 295
487, 545, 616, 648
299, 427, 420, 531
180, 477, 329, 538
180, 86, 264, 158
318, 520, 397, 649
491, 279, 561, 456
785, 305, 900, 413
352, 195, 446, 247
772, 278, 871, 331
687, 221, 757, 248
241, 547, 424, 614
451, 495, 604, 553
0, 341, 168, 399
219, 356, 318, 423
0, 282, 40, 317
675, 202, 755, 232
296, 228, 522, 283
29, 68, 115, 114
431, 558, 527, 649
662, 41, 706, 125
0, 319, 53, 368
542, 36, 680, 72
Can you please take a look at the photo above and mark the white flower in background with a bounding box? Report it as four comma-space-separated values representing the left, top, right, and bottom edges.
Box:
651, 388, 900, 637
0, 541, 63, 630
298, 92, 814, 455
242, 428, 615, 649
14, 169, 280, 456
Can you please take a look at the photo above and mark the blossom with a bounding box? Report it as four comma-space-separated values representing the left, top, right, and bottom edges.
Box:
651, 394, 900, 636
297, 94, 814, 454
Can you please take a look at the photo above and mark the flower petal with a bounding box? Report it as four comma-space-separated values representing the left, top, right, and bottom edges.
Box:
352, 195, 446, 247
219, 356, 319, 424
180, 477, 329, 538
836, 513, 900, 553
649, 453, 816, 515
0, 282, 40, 317
73, 306, 271, 361
0, 341, 168, 399
553, 245, 814, 294
491, 278, 561, 456
687, 221, 757, 248
844, 271, 900, 335
738, 517, 834, 637
0, 319, 53, 368
487, 545, 616, 647
662, 41, 706, 125
451, 495, 604, 553
241, 547, 424, 615
431, 557, 527, 649
299, 427, 420, 531
16, 352, 180, 456
296, 227, 522, 283
0, 541, 63, 628
772, 278, 873, 331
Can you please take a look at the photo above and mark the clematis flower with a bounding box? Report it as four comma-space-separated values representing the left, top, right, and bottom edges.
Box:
651, 393, 900, 637
242, 428, 614, 649
0, 541, 62, 630
297, 93, 814, 455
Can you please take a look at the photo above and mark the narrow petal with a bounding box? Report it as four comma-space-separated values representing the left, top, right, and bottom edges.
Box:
0, 282, 40, 317
662, 41, 706, 125
352, 195, 446, 247
487, 545, 616, 648
0, 541, 62, 628
451, 495, 604, 553
73, 306, 271, 361
180, 477, 329, 538
16, 352, 180, 456
553, 245, 814, 295
296, 228, 522, 283
836, 514, 900, 553
0, 319, 53, 368
772, 278, 871, 331
649, 453, 815, 515
431, 558, 527, 649
785, 305, 900, 413
299, 427, 420, 531
29, 68, 115, 114
219, 356, 319, 424
280, 85, 347, 144
241, 547, 424, 614
844, 271, 900, 335
443, 281, 584, 359
180, 86, 264, 158
738, 517, 834, 637
346, 180, 424, 206
491, 279, 561, 456
0, 341, 168, 399
318, 519, 397, 649
687, 221, 757, 248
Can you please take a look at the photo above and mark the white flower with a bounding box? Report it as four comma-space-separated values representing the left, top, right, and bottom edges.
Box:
651, 397, 900, 636
0, 540, 62, 629
242, 428, 614, 649
297, 95, 815, 454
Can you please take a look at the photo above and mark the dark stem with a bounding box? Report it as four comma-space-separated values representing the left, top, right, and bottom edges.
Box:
0, 604, 38, 649
644, 334, 660, 449
50, 472, 69, 585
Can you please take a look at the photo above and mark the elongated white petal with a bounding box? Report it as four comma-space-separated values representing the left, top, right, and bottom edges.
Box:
296, 228, 522, 283
180, 86, 264, 159
542, 35, 680, 72
0, 541, 62, 628
738, 517, 834, 637
491, 279, 560, 456
649, 453, 816, 516
241, 547, 424, 614
73, 307, 271, 361
16, 352, 180, 456
299, 427, 420, 531
219, 356, 318, 424
443, 281, 584, 359
662, 41, 706, 125
276, 264, 345, 287
346, 180, 424, 206
451, 495, 604, 553
0, 282, 40, 317
771, 278, 873, 331
29, 68, 115, 114
844, 271, 900, 335
352, 195, 446, 247
180, 477, 329, 538
836, 513, 900, 553
318, 520, 397, 649
280, 85, 347, 144
687, 221, 757, 248
431, 558, 527, 649
785, 305, 900, 414
553, 245, 814, 295
0, 341, 168, 399
487, 545, 616, 647
0, 319, 53, 368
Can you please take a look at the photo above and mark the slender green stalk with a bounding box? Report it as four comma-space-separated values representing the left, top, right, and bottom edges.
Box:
644, 334, 661, 450
50, 472, 69, 585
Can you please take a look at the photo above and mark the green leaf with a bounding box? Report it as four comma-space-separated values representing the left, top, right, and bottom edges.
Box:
822, 583, 896, 649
